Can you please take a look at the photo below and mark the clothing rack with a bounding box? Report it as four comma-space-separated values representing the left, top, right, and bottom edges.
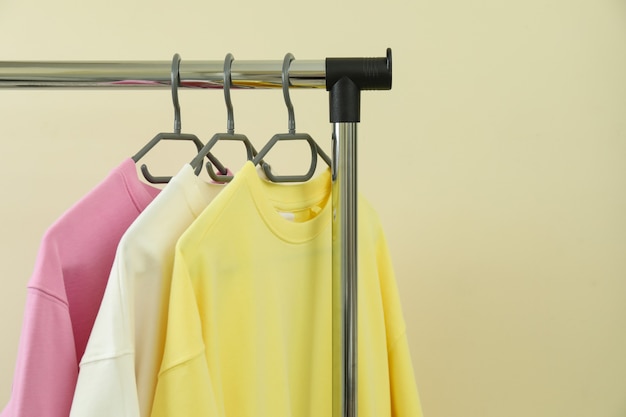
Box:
0, 50, 393, 417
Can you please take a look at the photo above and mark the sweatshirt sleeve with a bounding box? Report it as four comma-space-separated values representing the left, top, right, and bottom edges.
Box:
69, 253, 140, 417
1, 233, 81, 417
388, 333, 423, 417
151, 354, 218, 417
0, 289, 77, 417
376, 228, 424, 417
70, 354, 138, 417
150, 251, 218, 417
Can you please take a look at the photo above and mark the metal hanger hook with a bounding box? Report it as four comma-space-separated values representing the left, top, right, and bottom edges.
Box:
282, 53, 296, 134
224, 53, 235, 134
171, 53, 182, 134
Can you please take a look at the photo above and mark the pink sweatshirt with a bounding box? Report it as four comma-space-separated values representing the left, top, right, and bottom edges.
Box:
1, 159, 160, 417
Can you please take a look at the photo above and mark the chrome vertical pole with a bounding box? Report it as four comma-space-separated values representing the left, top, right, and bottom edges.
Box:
327, 49, 392, 417
332, 122, 359, 417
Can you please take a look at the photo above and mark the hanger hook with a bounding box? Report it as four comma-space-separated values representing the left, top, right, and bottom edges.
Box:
282, 53, 296, 134
223, 53, 235, 134
171, 53, 182, 134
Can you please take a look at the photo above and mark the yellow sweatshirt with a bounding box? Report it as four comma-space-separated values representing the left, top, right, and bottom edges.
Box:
151, 162, 423, 417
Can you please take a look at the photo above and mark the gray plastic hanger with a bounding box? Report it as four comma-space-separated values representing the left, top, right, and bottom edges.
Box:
251, 53, 332, 182
132, 53, 227, 184
190, 53, 259, 182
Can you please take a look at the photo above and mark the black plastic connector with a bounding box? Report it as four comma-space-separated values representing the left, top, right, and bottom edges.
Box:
325, 48, 392, 123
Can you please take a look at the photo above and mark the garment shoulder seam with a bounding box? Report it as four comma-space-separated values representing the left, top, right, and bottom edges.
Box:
158, 347, 206, 377
80, 349, 135, 366
27, 286, 69, 308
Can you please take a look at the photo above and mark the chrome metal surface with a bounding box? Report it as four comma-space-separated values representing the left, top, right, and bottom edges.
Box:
332, 122, 358, 417
0, 59, 326, 89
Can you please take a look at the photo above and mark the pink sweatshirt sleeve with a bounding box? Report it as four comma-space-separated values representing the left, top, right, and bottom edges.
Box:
2, 292, 77, 416
1, 235, 77, 417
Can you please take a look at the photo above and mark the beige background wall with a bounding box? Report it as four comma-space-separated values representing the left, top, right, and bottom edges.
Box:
1, 1, 625, 416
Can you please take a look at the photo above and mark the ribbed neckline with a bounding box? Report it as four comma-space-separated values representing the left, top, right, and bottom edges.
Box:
240, 161, 332, 244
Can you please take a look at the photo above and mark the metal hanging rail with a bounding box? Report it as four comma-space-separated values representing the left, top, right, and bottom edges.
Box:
0, 59, 326, 89
0, 51, 392, 417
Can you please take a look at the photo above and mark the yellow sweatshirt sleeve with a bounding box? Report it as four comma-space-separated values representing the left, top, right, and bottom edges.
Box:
376, 225, 424, 417
388, 333, 424, 417
150, 251, 219, 417
151, 354, 219, 417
